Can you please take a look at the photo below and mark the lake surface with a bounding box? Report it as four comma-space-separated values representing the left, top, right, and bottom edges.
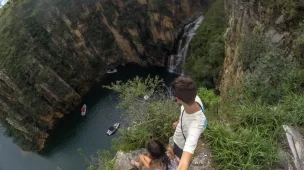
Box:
0, 64, 178, 170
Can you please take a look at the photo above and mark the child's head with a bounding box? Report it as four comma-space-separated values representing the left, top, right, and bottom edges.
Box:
146, 140, 166, 159
170, 76, 197, 105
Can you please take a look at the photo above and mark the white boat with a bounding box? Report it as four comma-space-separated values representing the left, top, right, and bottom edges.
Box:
143, 95, 149, 100
107, 123, 120, 136
81, 104, 86, 116
144, 90, 154, 100
106, 69, 117, 74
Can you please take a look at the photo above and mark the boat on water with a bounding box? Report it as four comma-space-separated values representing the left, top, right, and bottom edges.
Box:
107, 123, 120, 136
81, 104, 87, 116
144, 89, 154, 100
106, 69, 117, 74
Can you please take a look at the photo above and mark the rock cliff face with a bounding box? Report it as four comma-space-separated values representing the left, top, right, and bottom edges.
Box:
220, 0, 304, 96
0, 0, 211, 151
114, 137, 214, 170
114, 146, 214, 170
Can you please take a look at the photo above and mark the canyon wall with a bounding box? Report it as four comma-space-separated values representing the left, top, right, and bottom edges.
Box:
0, 0, 211, 151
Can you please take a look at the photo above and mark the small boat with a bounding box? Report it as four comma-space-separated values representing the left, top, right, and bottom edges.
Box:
143, 94, 149, 100
81, 104, 87, 116
107, 123, 120, 136
106, 69, 117, 74
144, 90, 154, 100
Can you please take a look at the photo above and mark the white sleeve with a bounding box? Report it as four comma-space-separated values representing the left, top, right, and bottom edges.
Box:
195, 96, 203, 105
183, 122, 204, 154
195, 96, 204, 110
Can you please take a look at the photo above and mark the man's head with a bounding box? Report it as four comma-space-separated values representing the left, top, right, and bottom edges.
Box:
170, 76, 197, 105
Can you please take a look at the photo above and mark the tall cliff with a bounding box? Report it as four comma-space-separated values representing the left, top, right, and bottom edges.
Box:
220, 0, 304, 97
0, 0, 210, 151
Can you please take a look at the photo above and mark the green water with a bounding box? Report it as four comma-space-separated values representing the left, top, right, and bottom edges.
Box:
0, 64, 178, 170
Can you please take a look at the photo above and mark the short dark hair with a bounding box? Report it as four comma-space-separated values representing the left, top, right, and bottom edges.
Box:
170, 76, 197, 105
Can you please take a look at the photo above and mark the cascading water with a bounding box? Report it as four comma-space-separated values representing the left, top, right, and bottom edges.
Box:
0, 0, 9, 8
169, 16, 204, 75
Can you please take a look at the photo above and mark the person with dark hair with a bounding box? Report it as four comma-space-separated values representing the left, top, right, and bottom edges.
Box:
131, 140, 179, 170
170, 76, 207, 170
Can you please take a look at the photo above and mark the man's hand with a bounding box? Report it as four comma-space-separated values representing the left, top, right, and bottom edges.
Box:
177, 151, 192, 170
173, 120, 179, 129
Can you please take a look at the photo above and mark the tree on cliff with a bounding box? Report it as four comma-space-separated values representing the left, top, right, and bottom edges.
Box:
104, 76, 179, 151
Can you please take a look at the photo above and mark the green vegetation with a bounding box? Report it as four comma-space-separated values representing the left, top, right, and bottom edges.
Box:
104, 76, 179, 151
92, 74, 304, 170
1, 119, 37, 151
239, 33, 303, 104
197, 87, 219, 110
90, 52, 303, 170
90, 26, 304, 169
204, 91, 304, 169
238, 33, 269, 71
78, 148, 116, 170
184, 0, 227, 88
295, 27, 304, 65
197, 87, 220, 121
80, 76, 178, 169
0, 0, 117, 90
198, 30, 304, 169
116, 0, 149, 30
152, 0, 166, 11
97, 73, 303, 169
82, 0, 304, 169
205, 122, 280, 170
83, 10, 116, 52
183, 0, 304, 168
0, 0, 118, 150
261, 0, 304, 19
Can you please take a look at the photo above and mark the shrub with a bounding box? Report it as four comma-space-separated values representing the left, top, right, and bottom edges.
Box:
153, 0, 166, 10
239, 33, 269, 71
294, 27, 304, 66
197, 87, 220, 121
197, 87, 220, 110
239, 33, 303, 104
261, 0, 304, 18
78, 149, 116, 170
201, 89, 285, 170
204, 122, 280, 170
234, 101, 286, 141
234, 95, 304, 138
104, 76, 179, 151
204, 33, 304, 168
280, 93, 304, 125
206, 92, 304, 169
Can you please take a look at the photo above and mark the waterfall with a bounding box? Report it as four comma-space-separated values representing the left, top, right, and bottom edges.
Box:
0, 0, 9, 8
169, 16, 204, 75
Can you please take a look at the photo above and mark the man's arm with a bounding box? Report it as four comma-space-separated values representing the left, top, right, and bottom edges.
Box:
177, 151, 192, 170
178, 123, 204, 170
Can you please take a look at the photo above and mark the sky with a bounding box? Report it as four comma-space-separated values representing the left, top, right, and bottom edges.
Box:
0, 0, 9, 8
